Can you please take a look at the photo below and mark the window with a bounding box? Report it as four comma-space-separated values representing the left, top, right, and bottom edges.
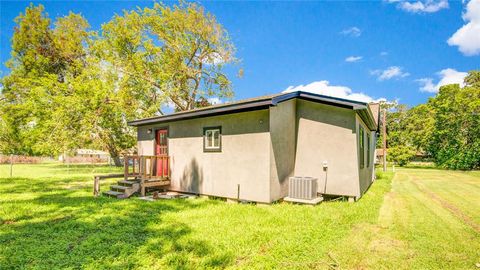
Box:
367, 133, 371, 167
359, 125, 365, 169
204, 126, 222, 152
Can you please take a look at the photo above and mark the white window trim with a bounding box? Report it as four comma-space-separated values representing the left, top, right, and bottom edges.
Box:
204, 126, 222, 152
205, 129, 220, 149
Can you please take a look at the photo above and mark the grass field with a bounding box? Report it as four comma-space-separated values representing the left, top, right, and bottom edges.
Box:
0, 163, 479, 269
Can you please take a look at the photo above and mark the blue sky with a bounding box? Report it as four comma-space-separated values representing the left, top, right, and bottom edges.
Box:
1, 0, 479, 106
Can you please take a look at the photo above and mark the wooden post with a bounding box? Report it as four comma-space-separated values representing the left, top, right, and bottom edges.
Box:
150, 156, 153, 178
141, 156, 146, 196
91, 173, 124, 197
10, 154, 13, 178
161, 156, 164, 178
163, 156, 167, 178
93, 176, 100, 197
124, 156, 128, 181
132, 158, 135, 175
382, 108, 387, 172
142, 156, 146, 179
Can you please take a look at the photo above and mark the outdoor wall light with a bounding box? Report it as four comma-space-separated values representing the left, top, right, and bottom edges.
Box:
147, 128, 153, 134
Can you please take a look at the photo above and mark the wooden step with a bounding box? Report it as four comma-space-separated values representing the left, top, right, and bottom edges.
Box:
103, 190, 124, 198
117, 180, 139, 186
110, 185, 128, 191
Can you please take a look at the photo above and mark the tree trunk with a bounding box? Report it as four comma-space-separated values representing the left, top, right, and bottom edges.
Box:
99, 131, 124, 167
111, 154, 122, 167
109, 150, 123, 167
107, 147, 123, 167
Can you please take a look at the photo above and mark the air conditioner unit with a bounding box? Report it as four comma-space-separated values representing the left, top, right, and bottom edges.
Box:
288, 176, 318, 200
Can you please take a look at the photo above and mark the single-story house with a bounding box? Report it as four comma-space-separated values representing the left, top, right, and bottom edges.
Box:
128, 91, 380, 203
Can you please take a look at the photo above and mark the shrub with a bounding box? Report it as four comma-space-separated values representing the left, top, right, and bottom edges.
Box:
387, 146, 416, 166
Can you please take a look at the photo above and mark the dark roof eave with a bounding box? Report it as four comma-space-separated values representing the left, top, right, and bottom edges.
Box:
296, 92, 367, 110
128, 91, 376, 128
128, 99, 273, 126
356, 107, 378, 131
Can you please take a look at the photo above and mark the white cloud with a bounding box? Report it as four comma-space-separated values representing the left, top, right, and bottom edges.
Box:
282, 80, 384, 103
340, 27, 362, 37
416, 78, 436, 92
202, 52, 225, 65
388, 0, 449, 13
447, 0, 480, 56
417, 68, 467, 92
371, 66, 410, 81
207, 97, 222, 105
164, 100, 176, 109
345, 56, 363, 62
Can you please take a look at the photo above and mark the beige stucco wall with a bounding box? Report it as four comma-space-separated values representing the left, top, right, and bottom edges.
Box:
137, 109, 272, 203
293, 100, 360, 197
356, 114, 376, 197
269, 99, 296, 201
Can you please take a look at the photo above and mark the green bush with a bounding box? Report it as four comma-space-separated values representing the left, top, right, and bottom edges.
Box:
387, 146, 416, 167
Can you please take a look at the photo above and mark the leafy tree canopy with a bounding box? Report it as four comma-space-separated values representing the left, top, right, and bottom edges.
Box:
0, 2, 237, 165
378, 70, 479, 169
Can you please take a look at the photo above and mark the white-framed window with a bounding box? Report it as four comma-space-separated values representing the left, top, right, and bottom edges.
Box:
367, 133, 371, 167
359, 125, 365, 169
204, 126, 221, 152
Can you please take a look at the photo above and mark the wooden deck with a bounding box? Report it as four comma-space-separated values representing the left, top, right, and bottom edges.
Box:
94, 155, 171, 198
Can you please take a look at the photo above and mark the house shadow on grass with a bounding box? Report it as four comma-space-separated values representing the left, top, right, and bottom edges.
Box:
0, 189, 233, 269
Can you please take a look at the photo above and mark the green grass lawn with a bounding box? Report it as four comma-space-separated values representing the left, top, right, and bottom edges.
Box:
0, 164, 479, 269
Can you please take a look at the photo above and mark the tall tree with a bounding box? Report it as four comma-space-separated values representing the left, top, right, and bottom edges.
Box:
464, 70, 480, 88
0, 4, 68, 156
380, 102, 417, 166
381, 70, 480, 169
0, 4, 123, 160
407, 104, 434, 153
0, 2, 237, 166
97, 2, 236, 117
428, 78, 480, 169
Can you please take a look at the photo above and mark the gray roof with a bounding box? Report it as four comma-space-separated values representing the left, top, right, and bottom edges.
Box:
128, 91, 378, 130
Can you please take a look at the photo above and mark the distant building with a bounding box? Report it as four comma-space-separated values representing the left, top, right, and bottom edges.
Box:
76, 149, 110, 159
375, 148, 386, 165
59, 149, 110, 163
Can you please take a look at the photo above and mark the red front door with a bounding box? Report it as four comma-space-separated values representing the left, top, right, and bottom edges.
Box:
155, 129, 168, 177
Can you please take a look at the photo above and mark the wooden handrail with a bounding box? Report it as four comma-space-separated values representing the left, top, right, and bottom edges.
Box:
93, 173, 125, 197
124, 155, 170, 181
94, 155, 170, 197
